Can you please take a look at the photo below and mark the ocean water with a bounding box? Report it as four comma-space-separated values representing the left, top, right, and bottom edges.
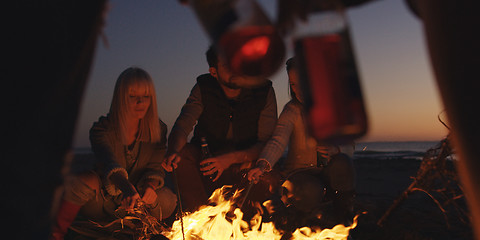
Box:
75, 141, 443, 161
355, 141, 439, 153
354, 141, 442, 160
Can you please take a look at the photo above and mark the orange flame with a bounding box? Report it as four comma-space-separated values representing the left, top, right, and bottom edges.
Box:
164, 186, 357, 240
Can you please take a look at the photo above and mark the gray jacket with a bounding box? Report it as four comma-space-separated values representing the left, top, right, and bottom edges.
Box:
90, 116, 167, 195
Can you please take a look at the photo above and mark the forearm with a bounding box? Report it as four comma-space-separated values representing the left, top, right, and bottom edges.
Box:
257, 87, 278, 142
259, 102, 297, 169
144, 179, 160, 190
167, 126, 190, 154
109, 172, 136, 196
167, 84, 203, 154
90, 121, 123, 178
258, 140, 286, 171
227, 142, 265, 165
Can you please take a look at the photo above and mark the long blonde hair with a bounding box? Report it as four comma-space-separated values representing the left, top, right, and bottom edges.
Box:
109, 67, 161, 144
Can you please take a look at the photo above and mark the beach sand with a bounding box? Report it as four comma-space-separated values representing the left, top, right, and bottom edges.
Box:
350, 157, 472, 240
70, 152, 473, 239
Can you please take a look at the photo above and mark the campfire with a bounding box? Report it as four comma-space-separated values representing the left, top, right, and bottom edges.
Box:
164, 186, 358, 240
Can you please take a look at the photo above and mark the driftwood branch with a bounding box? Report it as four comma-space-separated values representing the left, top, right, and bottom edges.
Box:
377, 135, 469, 227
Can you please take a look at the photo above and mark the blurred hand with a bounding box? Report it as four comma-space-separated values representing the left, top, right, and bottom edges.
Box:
163, 152, 181, 172
247, 167, 264, 184
276, 0, 314, 35
277, 0, 376, 35
110, 172, 140, 210
142, 186, 158, 205
316, 145, 340, 160
121, 183, 140, 210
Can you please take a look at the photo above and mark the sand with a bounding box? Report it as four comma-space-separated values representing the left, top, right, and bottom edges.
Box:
350, 157, 472, 240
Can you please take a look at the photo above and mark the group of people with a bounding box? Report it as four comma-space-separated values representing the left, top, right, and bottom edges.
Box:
50, 45, 356, 239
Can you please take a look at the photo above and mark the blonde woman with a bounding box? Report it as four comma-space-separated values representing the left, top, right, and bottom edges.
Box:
51, 67, 176, 239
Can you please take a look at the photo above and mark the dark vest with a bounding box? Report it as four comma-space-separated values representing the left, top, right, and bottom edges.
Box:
191, 74, 271, 155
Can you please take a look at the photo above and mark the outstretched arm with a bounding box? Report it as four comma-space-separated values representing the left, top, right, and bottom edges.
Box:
163, 84, 203, 171
248, 101, 299, 183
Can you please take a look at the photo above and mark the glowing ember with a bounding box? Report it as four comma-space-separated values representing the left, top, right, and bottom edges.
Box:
163, 186, 357, 240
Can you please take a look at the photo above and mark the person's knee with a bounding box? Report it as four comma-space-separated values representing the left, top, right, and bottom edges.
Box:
259, 170, 283, 194
179, 143, 201, 161
156, 187, 177, 219
329, 153, 353, 169
176, 144, 202, 173
282, 172, 326, 212
64, 171, 100, 205
77, 171, 101, 192
327, 154, 356, 191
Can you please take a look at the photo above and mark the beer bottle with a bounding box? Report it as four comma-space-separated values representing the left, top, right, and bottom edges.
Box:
200, 137, 216, 180
293, 0, 368, 144
201, 137, 212, 159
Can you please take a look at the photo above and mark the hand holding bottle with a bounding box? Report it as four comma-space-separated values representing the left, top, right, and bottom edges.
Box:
200, 154, 237, 182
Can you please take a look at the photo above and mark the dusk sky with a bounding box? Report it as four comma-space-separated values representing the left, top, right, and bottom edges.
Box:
73, 0, 449, 148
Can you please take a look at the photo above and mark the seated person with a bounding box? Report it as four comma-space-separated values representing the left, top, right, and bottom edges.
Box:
163, 45, 278, 212
51, 67, 177, 239
248, 57, 356, 227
